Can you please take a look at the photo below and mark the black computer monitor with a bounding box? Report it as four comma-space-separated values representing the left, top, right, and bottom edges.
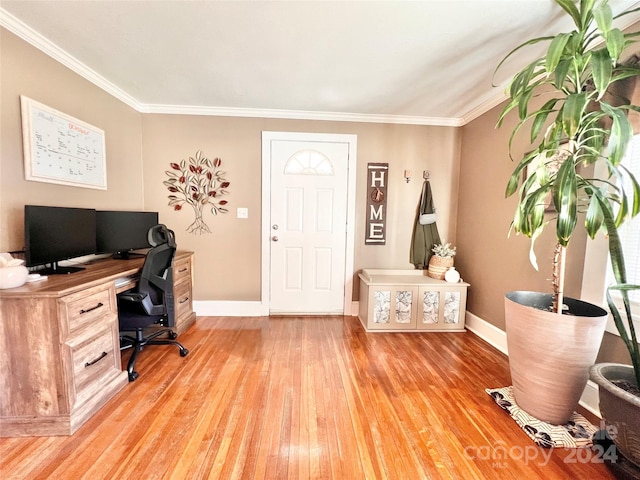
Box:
24, 205, 97, 274
96, 210, 159, 259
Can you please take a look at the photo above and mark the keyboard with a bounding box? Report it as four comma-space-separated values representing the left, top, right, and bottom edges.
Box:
114, 276, 138, 288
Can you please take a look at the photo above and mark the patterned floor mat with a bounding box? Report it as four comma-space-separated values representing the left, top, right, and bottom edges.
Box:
486, 386, 598, 448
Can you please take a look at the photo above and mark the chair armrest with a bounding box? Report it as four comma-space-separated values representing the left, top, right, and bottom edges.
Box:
118, 292, 148, 303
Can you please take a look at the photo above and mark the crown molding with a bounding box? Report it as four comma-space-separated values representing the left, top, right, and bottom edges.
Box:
3, 4, 640, 127
141, 103, 464, 126
1, 6, 466, 127
1, 8, 143, 111
458, 89, 509, 126
0, 6, 469, 126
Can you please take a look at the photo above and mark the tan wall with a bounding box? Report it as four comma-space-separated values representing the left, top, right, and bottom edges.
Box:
0, 29, 144, 251
1, 28, 461, 302
142, 115, 461, 301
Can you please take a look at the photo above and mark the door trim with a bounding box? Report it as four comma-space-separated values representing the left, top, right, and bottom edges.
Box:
261, 131, 357, 315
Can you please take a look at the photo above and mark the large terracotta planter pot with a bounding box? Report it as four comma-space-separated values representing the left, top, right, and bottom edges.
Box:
590, 363, 640, 468
505, 291, 607, 425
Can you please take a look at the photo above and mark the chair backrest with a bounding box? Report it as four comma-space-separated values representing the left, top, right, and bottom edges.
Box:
136, 224, 177, 324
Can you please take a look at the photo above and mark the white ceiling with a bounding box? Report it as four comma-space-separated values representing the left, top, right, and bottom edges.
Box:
2, 0, 640, 126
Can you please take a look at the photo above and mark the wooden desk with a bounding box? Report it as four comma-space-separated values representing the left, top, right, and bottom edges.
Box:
0, 251, 195, 437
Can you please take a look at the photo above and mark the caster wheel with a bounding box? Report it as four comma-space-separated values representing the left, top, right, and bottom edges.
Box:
180, 348, 189, 357
128, 371, 139, 382
168, 331, 178, 340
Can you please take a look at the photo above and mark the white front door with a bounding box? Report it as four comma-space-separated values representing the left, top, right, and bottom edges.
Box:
262, 132, 357, 314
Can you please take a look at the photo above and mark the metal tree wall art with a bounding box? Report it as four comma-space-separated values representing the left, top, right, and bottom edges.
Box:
164, 150, 230, 234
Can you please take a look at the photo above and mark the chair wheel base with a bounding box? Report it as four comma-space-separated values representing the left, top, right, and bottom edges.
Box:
180, 348, 189, 357
128, 371, 139, 382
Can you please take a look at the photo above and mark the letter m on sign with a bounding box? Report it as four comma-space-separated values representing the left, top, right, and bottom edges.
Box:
365, 163, 388, 245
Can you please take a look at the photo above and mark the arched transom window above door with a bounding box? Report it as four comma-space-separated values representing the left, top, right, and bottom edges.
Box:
283, 149, 335, 175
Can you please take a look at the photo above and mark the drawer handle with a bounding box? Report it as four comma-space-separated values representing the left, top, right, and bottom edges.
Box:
178, 268, 188, 273
80, 302, 104, 314
85, 351, 108, 368
179, 297, 190, 304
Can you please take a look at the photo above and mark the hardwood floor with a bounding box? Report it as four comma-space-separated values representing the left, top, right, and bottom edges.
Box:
0, 316, 618, 479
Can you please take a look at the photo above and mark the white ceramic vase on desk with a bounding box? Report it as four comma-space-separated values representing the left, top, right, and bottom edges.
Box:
0, 253, 29, 289
0, 265, 29, 289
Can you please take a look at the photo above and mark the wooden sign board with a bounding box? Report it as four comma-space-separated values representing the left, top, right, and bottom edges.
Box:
365, 163, 388, 245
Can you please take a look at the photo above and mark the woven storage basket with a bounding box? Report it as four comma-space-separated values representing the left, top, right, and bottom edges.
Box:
427, 255, 453, 280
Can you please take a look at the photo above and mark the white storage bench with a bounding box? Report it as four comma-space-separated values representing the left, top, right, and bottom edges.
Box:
358, 269, 469, 332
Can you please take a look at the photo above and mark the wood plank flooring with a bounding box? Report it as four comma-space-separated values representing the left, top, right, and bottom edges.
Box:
0, 316, 618, 479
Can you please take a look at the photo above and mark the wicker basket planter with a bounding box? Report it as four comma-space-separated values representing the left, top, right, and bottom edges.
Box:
427, 255, 453, 280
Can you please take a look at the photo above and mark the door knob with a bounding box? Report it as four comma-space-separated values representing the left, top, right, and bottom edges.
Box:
272, 224, 279, 230
272, 236, 279, 242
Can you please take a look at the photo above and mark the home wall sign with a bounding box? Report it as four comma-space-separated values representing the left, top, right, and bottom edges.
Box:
365, 162, 388, 245
20, 95, 107, 189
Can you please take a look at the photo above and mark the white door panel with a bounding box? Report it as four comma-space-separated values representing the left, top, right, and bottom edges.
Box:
269, 139, 349, 314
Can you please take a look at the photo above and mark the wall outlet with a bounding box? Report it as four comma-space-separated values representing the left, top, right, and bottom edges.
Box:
237, 207, 249, 219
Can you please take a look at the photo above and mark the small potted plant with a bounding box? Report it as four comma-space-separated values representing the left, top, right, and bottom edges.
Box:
427, 242, 456, 280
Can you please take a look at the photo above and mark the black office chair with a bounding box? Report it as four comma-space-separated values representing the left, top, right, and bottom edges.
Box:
118, 224, 189, 381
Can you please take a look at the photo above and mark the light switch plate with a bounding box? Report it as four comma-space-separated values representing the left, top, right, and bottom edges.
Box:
237, 207, 248, 219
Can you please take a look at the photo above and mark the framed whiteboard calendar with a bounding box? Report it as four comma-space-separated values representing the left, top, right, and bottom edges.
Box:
20, 95, 107, 190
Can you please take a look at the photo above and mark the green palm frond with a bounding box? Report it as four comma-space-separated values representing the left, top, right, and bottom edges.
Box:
496, 0, 640, 379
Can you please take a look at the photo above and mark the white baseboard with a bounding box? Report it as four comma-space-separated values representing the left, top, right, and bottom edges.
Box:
465, 312, 508, 355
195, 300, 359, 317
465, 312, 601, 418
193, 301, 268, 317
580, 380, 602, 419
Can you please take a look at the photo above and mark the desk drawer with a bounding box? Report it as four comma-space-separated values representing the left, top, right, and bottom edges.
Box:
174, 257, 191, 283
68, 323, 120, 408
61, 284, 117, 334
174, 279, 192, 322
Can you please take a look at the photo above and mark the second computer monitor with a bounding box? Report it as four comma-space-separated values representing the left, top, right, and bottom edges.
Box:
96, 210, 159, 259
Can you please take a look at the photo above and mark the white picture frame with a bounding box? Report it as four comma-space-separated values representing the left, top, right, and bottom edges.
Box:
20, 95, 107, 190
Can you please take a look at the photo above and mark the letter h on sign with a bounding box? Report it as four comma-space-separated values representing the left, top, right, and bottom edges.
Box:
365, 163, 388, 245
